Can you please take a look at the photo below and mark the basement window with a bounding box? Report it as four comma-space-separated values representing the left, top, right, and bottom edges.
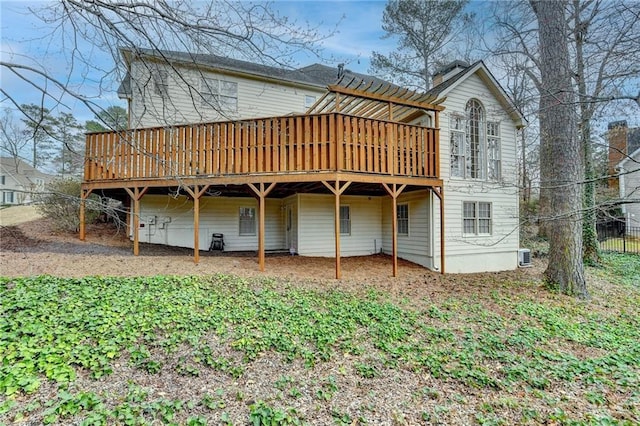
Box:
397, 204, 409, 236
239, 207, 256, 236
339, 205, 351, 235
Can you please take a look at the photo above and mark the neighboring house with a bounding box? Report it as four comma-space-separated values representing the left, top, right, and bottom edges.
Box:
617, 147, 640, 231
0, 157, 53, 205
81, 49, 524, 276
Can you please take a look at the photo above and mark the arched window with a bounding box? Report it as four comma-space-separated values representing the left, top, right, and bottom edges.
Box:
449, 99, 501, 180
466, 99, 485, 179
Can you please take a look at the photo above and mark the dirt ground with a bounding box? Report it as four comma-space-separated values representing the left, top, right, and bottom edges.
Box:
0, 213, 546, 295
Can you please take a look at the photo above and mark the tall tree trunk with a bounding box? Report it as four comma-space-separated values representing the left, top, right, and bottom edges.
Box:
531, 0, 588, 298
581, 120, 599, 264
573, 0, 600, 265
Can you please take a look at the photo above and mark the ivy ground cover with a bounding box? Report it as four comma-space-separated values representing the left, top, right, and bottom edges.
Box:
1, 253, 639, 425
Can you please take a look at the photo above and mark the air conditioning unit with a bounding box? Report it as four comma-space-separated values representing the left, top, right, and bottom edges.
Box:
518, 248, 532, 267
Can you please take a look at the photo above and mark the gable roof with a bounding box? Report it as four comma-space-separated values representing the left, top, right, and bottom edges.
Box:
618, 145, 640, 169
118, 48, 392, 97
426, 61, 527, 129
0, 157, 53, 188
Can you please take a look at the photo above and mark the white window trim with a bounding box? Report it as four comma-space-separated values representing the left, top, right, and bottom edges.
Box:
397, 203, 409, 236
462, 201, 492, 236
239, 207, 256, 236
339, 205, 351, 236
449, 101, 502, 182
466, 99, 485, 180
3, 191, 15, 204
201, 77, 238, 112
487, 121, 501, 181
450, 114, 466, 179
304, 95, 316, 109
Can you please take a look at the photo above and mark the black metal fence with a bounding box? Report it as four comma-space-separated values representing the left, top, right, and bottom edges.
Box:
596, 219, 640, 254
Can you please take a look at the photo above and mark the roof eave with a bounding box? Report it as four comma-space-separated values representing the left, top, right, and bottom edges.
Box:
431, 61, 527, 128
121, 48, 328, 91
618, 146, 640, 168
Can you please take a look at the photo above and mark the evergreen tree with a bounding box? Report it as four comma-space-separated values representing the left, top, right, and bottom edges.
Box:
86, 106, 128, 132
370, 0, 473, 90
54, 112, 84, 177
20, 104, 57, 170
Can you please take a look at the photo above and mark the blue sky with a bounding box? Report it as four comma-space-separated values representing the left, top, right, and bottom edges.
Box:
1, 0, 637, 130
0, 1, 395, 123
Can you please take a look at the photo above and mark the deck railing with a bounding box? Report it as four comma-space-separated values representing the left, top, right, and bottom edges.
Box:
84, 113, 439, 182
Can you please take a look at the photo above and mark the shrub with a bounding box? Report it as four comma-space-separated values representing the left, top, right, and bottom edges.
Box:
35, 178, 101, 232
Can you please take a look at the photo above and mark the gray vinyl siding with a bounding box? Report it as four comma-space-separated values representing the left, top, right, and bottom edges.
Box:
135, 194, 284, 251
128, 60, 325, 128
296, 194, 382, 257
438, 73, 519, 272
381, 190, 433, 269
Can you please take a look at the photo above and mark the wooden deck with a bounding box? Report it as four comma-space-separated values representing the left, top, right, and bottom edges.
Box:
84, 112, 440, 185
81, 111, 444, 279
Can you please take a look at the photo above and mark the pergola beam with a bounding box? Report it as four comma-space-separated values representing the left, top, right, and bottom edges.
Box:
326, 84, 444, 112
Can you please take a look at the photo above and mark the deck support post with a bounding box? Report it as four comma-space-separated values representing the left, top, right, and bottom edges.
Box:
184, 185, 210, 264
79, 188, 92, 241
124, 187, 149, 256
382, 183, 406, 277
248, 182, 276, 271
433, 187, 445, 274
322, 180, 351, 279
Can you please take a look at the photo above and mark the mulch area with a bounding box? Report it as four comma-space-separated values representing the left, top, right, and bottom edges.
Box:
1, 217, 547, 305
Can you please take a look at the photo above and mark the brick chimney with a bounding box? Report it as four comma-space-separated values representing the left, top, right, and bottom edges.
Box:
432, 60, 469, 87
608, 120, 628, 189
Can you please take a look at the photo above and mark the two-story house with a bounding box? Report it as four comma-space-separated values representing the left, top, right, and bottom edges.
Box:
1, 157, 53, 205
81, 49, 524, 276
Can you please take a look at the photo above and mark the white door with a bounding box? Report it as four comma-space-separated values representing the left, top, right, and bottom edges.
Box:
285, 204, 295, 253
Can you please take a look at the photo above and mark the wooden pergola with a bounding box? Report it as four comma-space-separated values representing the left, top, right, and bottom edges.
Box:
80, 80, 446, 278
